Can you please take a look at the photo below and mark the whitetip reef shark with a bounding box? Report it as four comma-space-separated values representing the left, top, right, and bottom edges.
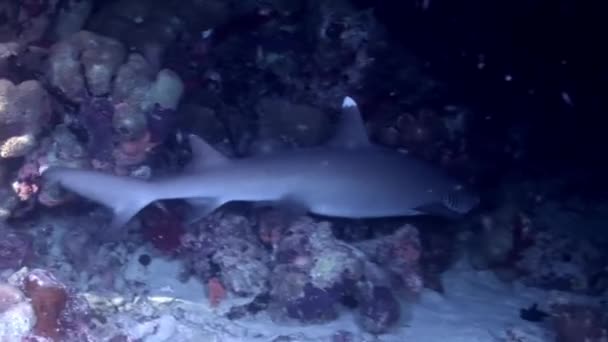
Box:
43, 96, 479, 230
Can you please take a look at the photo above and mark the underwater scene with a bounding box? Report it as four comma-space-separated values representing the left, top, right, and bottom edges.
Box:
1, 0, 607, 341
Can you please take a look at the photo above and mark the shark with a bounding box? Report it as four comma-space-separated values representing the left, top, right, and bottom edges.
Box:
43, 96, 479, 231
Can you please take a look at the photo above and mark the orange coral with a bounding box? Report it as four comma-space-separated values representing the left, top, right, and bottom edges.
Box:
207, 277, 226, 307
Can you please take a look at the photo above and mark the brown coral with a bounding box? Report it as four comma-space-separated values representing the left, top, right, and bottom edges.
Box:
23, 269, 68, 341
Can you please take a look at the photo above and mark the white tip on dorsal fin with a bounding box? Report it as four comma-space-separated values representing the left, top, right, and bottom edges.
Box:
329, 96, 371, 149
186, 134, 229, 172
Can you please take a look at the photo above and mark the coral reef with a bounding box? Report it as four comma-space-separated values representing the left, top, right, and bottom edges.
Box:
180, 212, 408, 333
0, 228, 33, 270
0, 0, 59, 46
181, 211, 271, 302
0, 268, 93, 341
355, 284, 401, 334
467, 191, 608, 295
0, 186, 19, 221
355, 224, 424, 296
2, 0, 601, 341
551, 303, 608, 342
11, 124, 89, 206
83, 0, 276, 74
516, 231, 606, 294
23, 268, 69, 340
44, 30, 184, 175
0, 79, 52, 159
0, 283, 35, 341
268, 217, 404, 333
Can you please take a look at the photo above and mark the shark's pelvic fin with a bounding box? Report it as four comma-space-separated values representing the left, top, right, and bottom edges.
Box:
109, 199, 150, 231
185, 197, 224, 224
186, 134, 229, 172
329, 96, 371, 149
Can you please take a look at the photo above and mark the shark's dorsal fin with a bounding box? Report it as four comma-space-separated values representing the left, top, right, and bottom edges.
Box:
329, 96, 371, 149
186, 134, 229, 171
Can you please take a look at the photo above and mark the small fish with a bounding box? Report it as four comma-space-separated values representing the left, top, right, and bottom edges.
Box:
520, 303, 550, 322
43, 96, 479, 231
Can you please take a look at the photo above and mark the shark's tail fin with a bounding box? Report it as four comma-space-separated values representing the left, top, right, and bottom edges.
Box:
43, 167, 157, 230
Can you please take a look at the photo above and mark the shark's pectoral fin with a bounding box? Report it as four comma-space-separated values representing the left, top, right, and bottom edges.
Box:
329, 96, 372, 149
185, 135, 230, 172
186, 198, 224, 224
99, 199, 151, 241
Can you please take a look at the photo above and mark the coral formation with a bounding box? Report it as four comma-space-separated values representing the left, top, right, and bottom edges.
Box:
355, 224, 424, 296
0, 270, 84, 340
0, 79, 52, 158
0, 228, 33, 270
182, 211, 270, 301
0, 0, 603, 341
551, 303, 608, 342
0, 283, 35, 341
40, 29, 184, 178
24, 268, 69, 340
268, 217, 404, 333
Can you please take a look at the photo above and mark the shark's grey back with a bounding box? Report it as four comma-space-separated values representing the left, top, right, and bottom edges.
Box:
233, 145, 468, 218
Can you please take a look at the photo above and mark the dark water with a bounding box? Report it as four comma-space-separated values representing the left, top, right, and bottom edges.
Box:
353, 0, 608, 196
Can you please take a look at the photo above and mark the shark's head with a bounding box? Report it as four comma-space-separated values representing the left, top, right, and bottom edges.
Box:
440, 184, 480, 215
